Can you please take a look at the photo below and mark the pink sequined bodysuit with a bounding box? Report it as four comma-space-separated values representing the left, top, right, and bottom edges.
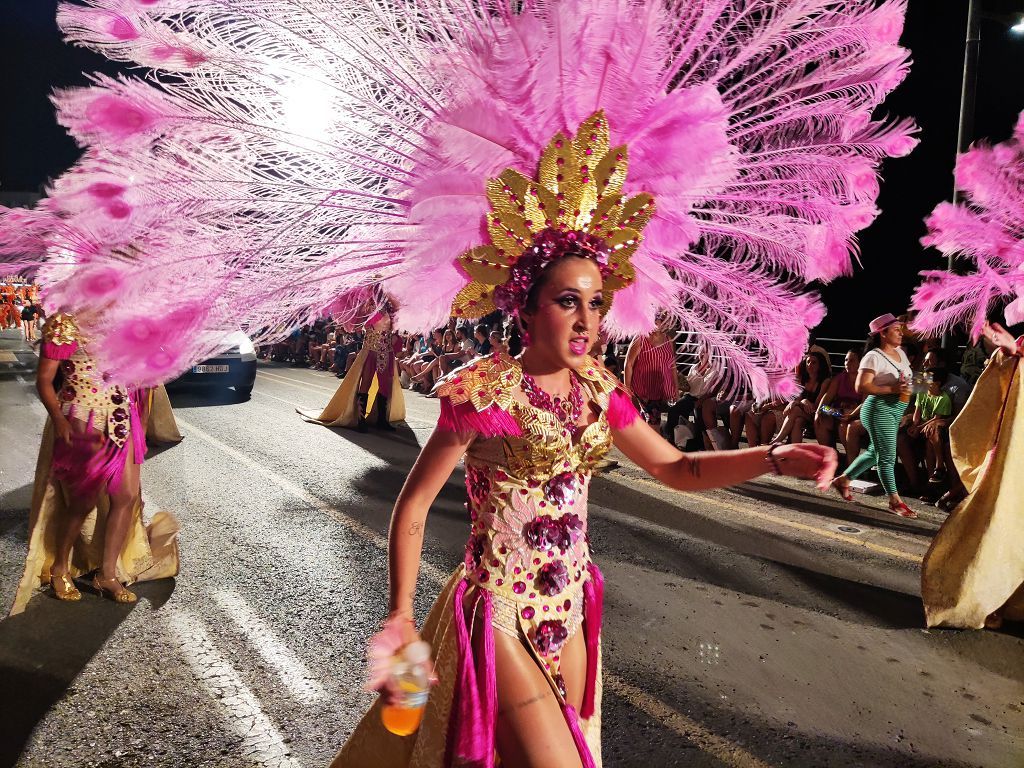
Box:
41, 313, 146, 495
435, 352, 639, 767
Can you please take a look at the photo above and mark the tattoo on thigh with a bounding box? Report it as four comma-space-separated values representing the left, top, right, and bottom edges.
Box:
408, 521, 423, 536
499, 690, 551, 716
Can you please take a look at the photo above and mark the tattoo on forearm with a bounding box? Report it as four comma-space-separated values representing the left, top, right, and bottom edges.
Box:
408, 521, 423, 536
684, 456, 702, 478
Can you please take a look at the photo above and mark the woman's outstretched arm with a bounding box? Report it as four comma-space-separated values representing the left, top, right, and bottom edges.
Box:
612, 411, 837, 492
387, 427, 474, 620
982, 321, 1023, 358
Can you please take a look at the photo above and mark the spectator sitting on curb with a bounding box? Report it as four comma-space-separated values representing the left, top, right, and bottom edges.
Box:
488, 329, 507, 356
665, 351, 711, 447
814, 348, 866, 462
699, 389, 738, 451
474, 323, 492, 355
918, 349, 970, 508
771, 352, 832, 444
899, 368, 953, 498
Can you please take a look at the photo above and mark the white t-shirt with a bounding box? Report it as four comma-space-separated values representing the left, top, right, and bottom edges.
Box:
860, 348, 912, 389
686, 366, 711, 399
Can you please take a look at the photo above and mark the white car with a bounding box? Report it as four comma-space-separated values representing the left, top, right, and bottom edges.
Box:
169, 330, 257, 399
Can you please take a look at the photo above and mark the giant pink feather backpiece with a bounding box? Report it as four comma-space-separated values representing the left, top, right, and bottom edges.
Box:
0, 0, 917, 395
912, 112, 1024, 339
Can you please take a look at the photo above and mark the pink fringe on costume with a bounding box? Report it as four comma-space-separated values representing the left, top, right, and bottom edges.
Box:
447, 578, 497, 768
41, 340, 79, 360
581, 563, 605, 719
447, 574, 599, 767
607, 389, 641, 429
51, 394, 146, 497
563, 704, 598, 768
438, 397, 523, 439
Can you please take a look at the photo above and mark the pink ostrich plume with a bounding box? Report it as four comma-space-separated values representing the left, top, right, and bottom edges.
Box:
912, 113, 1024, 339
0, 0, 916, 395
325, 286, 382, 332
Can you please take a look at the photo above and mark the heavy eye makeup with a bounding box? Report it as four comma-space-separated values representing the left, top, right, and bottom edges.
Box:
554, 291, 604, 311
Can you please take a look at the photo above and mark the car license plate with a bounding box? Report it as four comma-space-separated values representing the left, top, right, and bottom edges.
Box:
192, 364, 230, 373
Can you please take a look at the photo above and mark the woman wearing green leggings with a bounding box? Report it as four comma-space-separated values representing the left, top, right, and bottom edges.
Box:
831, 314, 917, 518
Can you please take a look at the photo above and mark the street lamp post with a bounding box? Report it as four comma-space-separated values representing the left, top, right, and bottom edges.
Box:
942, 0, 982, 348
954, 0, 981, 221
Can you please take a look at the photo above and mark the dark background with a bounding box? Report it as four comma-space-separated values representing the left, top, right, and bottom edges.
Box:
2, 0, 1024, 340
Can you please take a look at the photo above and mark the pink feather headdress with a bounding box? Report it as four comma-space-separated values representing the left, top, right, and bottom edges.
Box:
0, 0, 918, 396
912, 111, 1024, 339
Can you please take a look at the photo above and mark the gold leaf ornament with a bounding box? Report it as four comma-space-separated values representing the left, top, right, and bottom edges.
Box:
450, 110, 656, 319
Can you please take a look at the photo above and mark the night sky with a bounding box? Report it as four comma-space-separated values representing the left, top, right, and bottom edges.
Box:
2, 0, 1024, 340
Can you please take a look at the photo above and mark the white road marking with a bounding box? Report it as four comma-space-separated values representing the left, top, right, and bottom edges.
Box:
251, 388, 307, 409
626, 474, 924, 563
256, 369, 336, 393
214, 590, 327, 705
164, 607, 303, 768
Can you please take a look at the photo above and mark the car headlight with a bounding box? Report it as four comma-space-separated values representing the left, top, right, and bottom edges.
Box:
237, 336, 256, 356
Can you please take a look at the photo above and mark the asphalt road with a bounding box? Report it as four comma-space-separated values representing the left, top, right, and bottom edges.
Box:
1, 335, 1022, 768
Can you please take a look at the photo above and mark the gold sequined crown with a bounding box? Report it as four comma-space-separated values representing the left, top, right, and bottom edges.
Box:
452, 111, 656, 318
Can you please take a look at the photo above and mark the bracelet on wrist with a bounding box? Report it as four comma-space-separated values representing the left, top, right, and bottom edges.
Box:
765, 443, 785, 476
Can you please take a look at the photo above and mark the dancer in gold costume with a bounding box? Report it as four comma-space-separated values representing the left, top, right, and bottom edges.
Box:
922, 323, 1024, 629
10, 313, 179, 615
332, 113, 839, 765
299, 299, 405, 433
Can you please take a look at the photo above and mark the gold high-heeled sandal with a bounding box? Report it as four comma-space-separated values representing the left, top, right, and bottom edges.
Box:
92, 575, 137, 604
50, 572, 82, 601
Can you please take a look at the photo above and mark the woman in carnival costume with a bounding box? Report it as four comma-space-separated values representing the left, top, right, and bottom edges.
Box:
0, 0, 917, 762
333, 143, 841, 765
300, 292, 406, 433
11, 312, 179, 614
911, 113, 1024, 630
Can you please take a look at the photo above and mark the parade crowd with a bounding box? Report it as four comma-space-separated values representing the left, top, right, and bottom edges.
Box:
0, 293, 46, 341
260, 308, 993, 515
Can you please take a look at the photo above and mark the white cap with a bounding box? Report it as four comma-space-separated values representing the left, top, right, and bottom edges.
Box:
403, 641, 431, 665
